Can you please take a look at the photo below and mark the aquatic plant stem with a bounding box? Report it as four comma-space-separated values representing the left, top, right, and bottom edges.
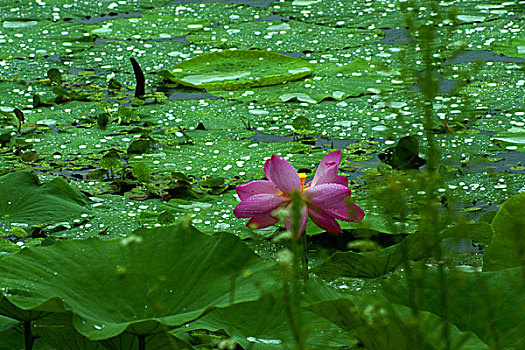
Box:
24, 321, 34, 350
138, 335, 146, 350
299, 233, 309, 282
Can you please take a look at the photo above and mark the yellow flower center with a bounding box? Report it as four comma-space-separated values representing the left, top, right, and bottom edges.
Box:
298, 173, 311, 192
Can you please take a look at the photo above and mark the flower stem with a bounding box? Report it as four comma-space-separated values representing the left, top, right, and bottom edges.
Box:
299, 233, 309, 282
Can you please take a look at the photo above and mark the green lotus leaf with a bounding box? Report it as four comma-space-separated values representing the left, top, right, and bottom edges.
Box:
31, 312, 190, 350
161, 49, 313, 90
0, 223, 279, 340
207, 58, 415, 103
0, 315, 18, 333
0, 172, 92, 232
484, 193, 525, 271
306, 295, 490, 349
84, 14, 209, 40
0, 0, 170, 21
176, 294, 359, 349
273, 0, 524, 30
383, 266, 525, 349
0, 20, 92, 60
186, 20, 383, 53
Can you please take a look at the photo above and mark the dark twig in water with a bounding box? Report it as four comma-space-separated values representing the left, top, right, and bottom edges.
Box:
130, 57, 145, 98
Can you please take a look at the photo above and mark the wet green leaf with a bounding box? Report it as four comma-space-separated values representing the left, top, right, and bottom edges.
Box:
306, 295, 489, 349
0, 0, 170, 21
47, 68, 62, 84
0, 21, 92, 60
383, 266, 525, 349
208, 58, 415, 104
162, 49, 313, 90
0, 223, 279, 340
483, 193, 525, 271
492, 37, 525, 58
188, 20, 383, 52
0, 172, 92, 233
177, 294, 359, 349
378, 136, 426, 170
84, 14, 208, 40
131, 163, 151, 183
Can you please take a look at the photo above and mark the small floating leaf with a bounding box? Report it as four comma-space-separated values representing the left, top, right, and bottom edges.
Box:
378, 136, 426, 170
161, 49, 313, 90
131, 163, 151, 183
47, 68, 62, 84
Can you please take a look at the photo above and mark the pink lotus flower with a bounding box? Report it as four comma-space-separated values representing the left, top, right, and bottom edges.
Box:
233, 151, 364, 237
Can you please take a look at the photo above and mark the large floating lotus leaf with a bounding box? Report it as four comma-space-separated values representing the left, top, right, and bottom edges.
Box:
187, 20, 383, 52
441, 61, 525, 113
483, 193, 525, 271
446, 172, 525, 206
0, 58, 67, 81
445, 18, 525, 52
0, 20, 92, 60
138, 193, 273, 239
0, 172, 92, 232
144, 2, 270, 24
306, 295, 489, 350
84, 14, 209, 40
176, 294, 359, 349
492, 37, 525, 58
273, 0, 524, 29
207, 58, 414, 103
161, 49, 313, 90
383, 266, 525, 349
0, 223, 279, 340
0, 0, 170, 21
127, 139, 326, 179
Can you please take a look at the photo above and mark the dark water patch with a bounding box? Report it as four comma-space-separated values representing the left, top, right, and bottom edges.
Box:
445, 50, 525, 65
377, 28, 411, 45
67, 11, 144, 25
162, 85, 222, 101
410, 70, 458, 94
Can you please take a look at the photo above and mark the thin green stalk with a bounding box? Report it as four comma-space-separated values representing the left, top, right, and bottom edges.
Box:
299, 233, 309, 282
279, 190, 307, 350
